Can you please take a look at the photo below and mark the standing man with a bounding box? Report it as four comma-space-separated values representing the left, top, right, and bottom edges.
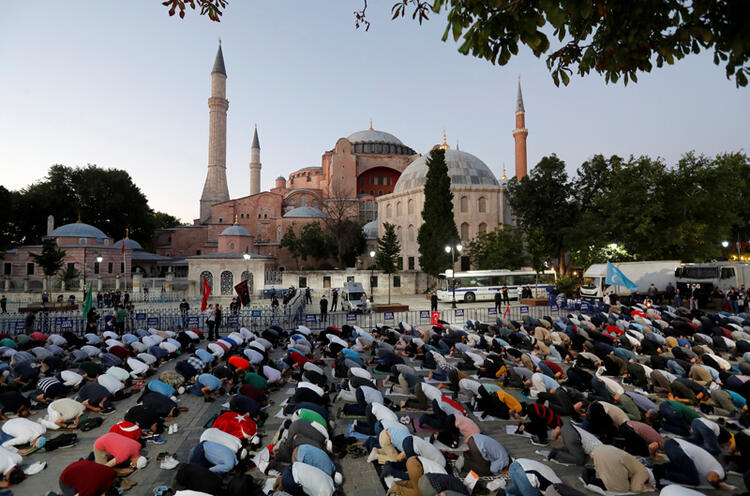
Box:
215, 304, 223, 338
115, 304, 127, 336
331, 289, 338, 312
305, 287, 312, 304
494, 290, 502, 314
206, 304, 216, 341
320, 294, 328, 323
689, 284, 699, 310
430, 291, 438, 312
0, 295, 6, 313
665, 282, 675, 305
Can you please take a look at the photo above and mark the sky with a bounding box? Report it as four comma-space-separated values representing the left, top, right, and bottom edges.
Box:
1, 1, 748, 224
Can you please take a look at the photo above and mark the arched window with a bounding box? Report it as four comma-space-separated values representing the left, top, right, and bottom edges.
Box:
461, 222, 470, 240
378, 190, 383, 196
386, 203, 392, 217
397, 225, 402, 242
220, 270, 234, 295
407, 199, 414, 214
300, 195, 307, 207
478, 222, 487, 235
229, 242, 235, 250
200, 271, 214, 295
478, 197, 487, 213
460, 196, 468, 213
396, 202, 402, 216
408, 224, 415, 243
276, 226, 283, 241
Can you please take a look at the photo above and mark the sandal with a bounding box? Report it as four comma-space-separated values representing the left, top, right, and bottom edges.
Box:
347, 445, 367, 458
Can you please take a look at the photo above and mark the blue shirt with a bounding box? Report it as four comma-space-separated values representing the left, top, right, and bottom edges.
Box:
470, 433, 509, 474
147, 380, 175, 398
727, 390, 747, 408
202, 441, 237, 473
626, 391, 658, 413
380, 420, 410, 451
539, 374, 560, 391
341, 349, 362, 364
296, 444, 335, 476
198, 373, 222, 391
196, 349, 214, 364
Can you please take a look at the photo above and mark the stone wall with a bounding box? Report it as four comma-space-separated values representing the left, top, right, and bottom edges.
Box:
280, 269, 433, 298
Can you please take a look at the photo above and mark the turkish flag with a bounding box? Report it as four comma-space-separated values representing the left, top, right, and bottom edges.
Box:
503, 305, 510, 318
201, 277, 211, 311
430, 311, 440, 325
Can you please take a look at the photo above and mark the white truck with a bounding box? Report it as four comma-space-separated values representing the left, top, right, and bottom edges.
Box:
338, 282, 372, 313
675, 262, 750, 306
580, 260, 681, 300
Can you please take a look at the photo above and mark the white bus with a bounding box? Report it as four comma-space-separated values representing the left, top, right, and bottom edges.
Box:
437, 269, 557, 303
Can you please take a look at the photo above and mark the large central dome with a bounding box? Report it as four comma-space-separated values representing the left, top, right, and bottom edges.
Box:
345, 128, 416, 156
347, 129, 403, 145
393, 148, 500, 193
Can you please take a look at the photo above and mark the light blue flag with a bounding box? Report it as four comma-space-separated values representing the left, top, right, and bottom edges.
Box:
606, 262, 638, 291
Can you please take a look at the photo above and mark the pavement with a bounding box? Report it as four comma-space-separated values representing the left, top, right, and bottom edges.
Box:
14, 305, 747, 496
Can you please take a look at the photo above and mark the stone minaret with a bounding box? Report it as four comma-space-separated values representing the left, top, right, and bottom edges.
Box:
199, 42, 231, 224
249, 125, 261, 196
513, 76, 528, 179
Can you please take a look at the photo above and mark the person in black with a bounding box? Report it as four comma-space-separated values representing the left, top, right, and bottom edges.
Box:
0, 295, 6, 313
320, 295, 328, 323
330, 289, 338, 312
494, 290, 502, 313
430, 291, 438, 312
271, 295, 279, 313
305, 287, 312, 304
173, 463, 224, 495
24, 311, 36, 332
215, 304, 223, 337
502, 286, 510, 304
125, 404, 164, 434
123, 291, 130, 305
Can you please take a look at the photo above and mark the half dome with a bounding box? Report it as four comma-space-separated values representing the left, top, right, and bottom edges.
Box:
49, 222, 108, 239
283, 206, 326, 218
113, 239, 144, 251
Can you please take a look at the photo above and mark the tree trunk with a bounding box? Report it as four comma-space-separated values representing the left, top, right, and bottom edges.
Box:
388, 273, 392, 304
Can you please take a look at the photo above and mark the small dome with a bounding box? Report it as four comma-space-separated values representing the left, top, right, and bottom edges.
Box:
113, 239, 144, 251
283, 206, 326, 218
49, 222, 108, 239
347, 129, 404, 146
219, 225, 251, 237
393, 149, 500, 194
362, 220, 378, 240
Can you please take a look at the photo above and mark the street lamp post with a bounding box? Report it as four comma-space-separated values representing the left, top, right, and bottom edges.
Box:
444, 244, 463, 308
369, 250, 376, 302
243, 253, 251, 282
96, 256, 103, 292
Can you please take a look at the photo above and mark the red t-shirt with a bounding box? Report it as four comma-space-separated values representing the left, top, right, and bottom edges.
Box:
94, 432, 141, 463
228, 356, 250, 371
543, 360, 563, 377
239, 383, 265, 401
440, 396, 466, 416
289, 351, 307, 366
213, 411, 257, 439
60, 460, 117, 496
109, 420, 142, 441
108, 345, 130, 361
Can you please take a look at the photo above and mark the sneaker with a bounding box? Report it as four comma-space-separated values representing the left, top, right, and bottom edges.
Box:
171, 424, 179, 433
160, 456, 179, 470
101, 406, 115, 414
530, 436, 549, 447
147, 436, 166, 445
366, 448, 379, 463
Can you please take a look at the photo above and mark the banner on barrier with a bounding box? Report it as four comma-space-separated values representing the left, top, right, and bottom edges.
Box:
135, 313, 147, 320
305, 314, 317, 323
251, 310, 262, 318
419, 310, 430, 320
146, 317, 160, 327
454, 309, 465, 318
519, 306, 529, 314
226, 316, 239, 326
15, 322, 25, 330
346, 313, 357, 322
384, 312, 394, 320
187, 317, 199, 326
430, 311, 440, 325
60, 319, 73, 329
488, 308, 497, 315
550, 304, 559, 312
270, 319, 280, 326
581, 303, 589, 312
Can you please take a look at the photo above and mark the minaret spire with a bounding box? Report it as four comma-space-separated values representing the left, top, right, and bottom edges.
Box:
249, 124, 262, 196
199, 42, 231, 223
512, 75, 528, 179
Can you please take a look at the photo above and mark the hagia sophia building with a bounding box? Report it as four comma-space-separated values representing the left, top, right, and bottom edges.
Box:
151, 43, 529, 290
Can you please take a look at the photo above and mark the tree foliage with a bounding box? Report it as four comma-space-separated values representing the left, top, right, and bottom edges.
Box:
30, 239, 66, 278
375, 223, 401, 304
465, 225, 527, 270
169, 1, 750, 87
417, 148, 459, 276
505, 151, 750, 273
2, 164, 173, 252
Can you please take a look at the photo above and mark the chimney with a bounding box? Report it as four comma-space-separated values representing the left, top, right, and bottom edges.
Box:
47, 215, 54, 235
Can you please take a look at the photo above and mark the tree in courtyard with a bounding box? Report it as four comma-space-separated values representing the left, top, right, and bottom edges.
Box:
417, 148, 459, 276
163, 0, 750, 87
280, 227, 303, 269
57, 265, 80, 290
298, 222, 334, 267
318, 183, 365, 267
375, 223, 401, 304
29, 239, 67, 291
466, 225, 527, 270
506, 155, 578, 274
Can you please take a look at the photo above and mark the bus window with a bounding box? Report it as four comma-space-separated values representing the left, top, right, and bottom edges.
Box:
721, 267, 735, 279
491, 275, 505, 286
543, 273, 556, 284
439, 279, 449, 291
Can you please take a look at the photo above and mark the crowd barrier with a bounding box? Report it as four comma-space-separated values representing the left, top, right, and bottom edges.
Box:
0, 294, 601, 336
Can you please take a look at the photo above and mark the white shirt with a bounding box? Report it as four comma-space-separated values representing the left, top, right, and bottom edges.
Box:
659, 484, 707, 496
243, 348, 264, 365
127, 357, 149, 376
291, 462, 334, 496
60, 370, 83, 387
137, 353, 157, 365
1, 418, 46, 449
515, 458, 562, 488
0, 447, 22, 474
106, 366, 130, 382
262, 365, 282, 384
419, 455, 447, 475
695, 418, 720, 436
371, 403, 398, 423
348, 367, 371, 380
674, 439, 724, 481
412, 437, 445, 466
600, 376, 625, 396
421, 383, 442, 402
97, 373, 124, 394
459, 378, 481, 396
200, 428, 242, 453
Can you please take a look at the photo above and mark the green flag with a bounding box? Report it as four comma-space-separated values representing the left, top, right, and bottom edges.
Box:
82, 282, 93, 319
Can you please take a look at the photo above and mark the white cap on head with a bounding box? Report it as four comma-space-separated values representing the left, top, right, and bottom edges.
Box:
334, 472, 343, 485
250, 435, 260, 446
326, 439, 333, 452
239, 448, 247, 460
170, 396, 177, 402
135, 456, 148, 469
177, 386, 185, 395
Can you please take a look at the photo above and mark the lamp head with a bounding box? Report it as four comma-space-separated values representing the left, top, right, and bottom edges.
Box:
96, 256, 103, 263
369, 251, 375, 258
722, 241, 729, 248
444, 246, 451, 254
456, 244, 463, 252
243, 253, 251, 261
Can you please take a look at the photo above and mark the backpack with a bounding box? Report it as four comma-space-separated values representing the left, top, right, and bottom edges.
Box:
79, 417, 104, 432
45, 433, 77, 451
